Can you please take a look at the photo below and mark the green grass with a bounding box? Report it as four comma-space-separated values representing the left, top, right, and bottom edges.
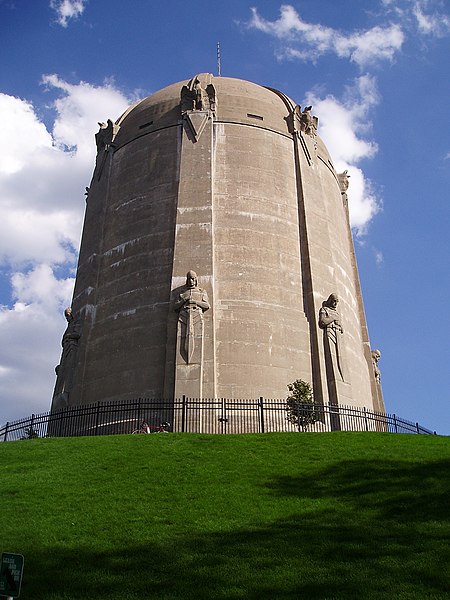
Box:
1, 432, 450, 599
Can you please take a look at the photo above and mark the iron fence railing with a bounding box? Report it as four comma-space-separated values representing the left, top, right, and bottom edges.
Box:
0, 397, 436, 441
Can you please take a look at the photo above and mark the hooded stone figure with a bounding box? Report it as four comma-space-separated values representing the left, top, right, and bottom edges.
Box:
318, 293, 345, 383
52, 307, 82, 407
371, 349, 381, 384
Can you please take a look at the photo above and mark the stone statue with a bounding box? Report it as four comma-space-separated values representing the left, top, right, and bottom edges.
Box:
180, 78, 216, 114
95, 119, 119, 181
318, 293, 345, 382
181, 78, 205, 112
338, 171, 350, 207
95, 119, 117, 152
338, 171, 350, 193
205, 83, 216, 112
53, 307, 82, 405
371, 349, 381, 384
299, 106, 318, 137
193, 78, 207, 110
174, 271, 210, 364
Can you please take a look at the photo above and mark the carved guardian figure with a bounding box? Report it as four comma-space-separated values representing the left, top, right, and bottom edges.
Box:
174, 271, 210, 364
319, 293, 345, 383
371, 349, 382, 384
52, 307, 82, 408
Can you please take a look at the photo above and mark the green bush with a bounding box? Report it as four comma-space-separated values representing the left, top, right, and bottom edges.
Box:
286, 379, 318, 431
20, 426, 39, 439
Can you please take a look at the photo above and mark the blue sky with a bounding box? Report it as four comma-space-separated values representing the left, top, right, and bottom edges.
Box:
0, 0, 449, 433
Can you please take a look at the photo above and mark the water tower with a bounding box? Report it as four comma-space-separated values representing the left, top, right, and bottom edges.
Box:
51, 74, 384, 427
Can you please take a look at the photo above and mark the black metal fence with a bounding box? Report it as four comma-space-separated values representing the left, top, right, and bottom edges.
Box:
0, 398, 436, 441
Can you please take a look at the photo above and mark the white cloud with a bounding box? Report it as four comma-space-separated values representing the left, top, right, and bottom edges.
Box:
377, 0, 450, 36
0, 266, 75, 424
412, 2, 450, 36
339, 25, 404, 66
41, 75, 130, 156
343, 167, 381, 234
305, 76, 382, 234
0, 94, 52, 175
248, 5, 404, 67
374, 249, 384, 266
0, 76, 131, 423
246, 2, 449, 233
50, 0, 86, 28
0, 78, 129, 268
0, 209, 79, 266
248, 2, 450, 66
10, 264, 74, 309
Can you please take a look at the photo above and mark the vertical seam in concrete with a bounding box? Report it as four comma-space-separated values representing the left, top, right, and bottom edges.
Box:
163, 123, 183, 399
291, 133, 325, 405
266, 87, 325, 405
210, 116, 218, 398
163, 123, 183, 400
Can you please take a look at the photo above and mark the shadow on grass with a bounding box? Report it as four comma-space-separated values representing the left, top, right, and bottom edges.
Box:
23, 459, 450, 600
268, 458, 450, 523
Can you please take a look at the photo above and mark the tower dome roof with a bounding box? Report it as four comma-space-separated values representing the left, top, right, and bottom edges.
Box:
112, 73, 332, 166
113, 74, 300, 148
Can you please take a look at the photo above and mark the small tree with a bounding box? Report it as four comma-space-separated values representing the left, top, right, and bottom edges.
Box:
286, 379, 318, 431
20, 426, 39, 440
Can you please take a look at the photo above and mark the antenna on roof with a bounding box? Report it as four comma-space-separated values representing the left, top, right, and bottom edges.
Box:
217, 42, 221, 77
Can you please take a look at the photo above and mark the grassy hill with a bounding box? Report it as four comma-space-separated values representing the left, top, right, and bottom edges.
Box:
1, 432, 449, 599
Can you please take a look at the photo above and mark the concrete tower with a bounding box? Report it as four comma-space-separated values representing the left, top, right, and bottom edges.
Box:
51, 74, 385, 419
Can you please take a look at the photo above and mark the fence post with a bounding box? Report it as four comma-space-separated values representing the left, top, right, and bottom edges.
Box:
58, 408, 64, 437
259, 397, 265, 433
416, 422, 420, 434
220, 398, 226, 434
181, 395, 186, 433
3, 422, 9, 442
363, 407, 368, 432
95, 401, 101, 436
137, 397, 141, 426
393, 414, 398, 434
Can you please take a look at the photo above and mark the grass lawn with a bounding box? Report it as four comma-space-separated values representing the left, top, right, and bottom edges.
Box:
1, 432, 450, 599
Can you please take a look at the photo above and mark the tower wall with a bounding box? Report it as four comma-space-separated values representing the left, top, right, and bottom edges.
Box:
53, 74, 384, 418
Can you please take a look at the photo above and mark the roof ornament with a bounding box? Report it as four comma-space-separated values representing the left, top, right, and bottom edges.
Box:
287, 104, 318, 139
299, 106, 318, 137
180, 75, 216, 113
338, 170, 350, 208
95, 119, 119, 180
180, 74, 217, 142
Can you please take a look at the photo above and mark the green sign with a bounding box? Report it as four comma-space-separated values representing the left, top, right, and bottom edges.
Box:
0, 553, 24, 598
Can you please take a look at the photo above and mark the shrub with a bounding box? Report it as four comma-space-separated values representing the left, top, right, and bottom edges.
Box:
286, 379, 318, 431
20, 427, 39, 440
